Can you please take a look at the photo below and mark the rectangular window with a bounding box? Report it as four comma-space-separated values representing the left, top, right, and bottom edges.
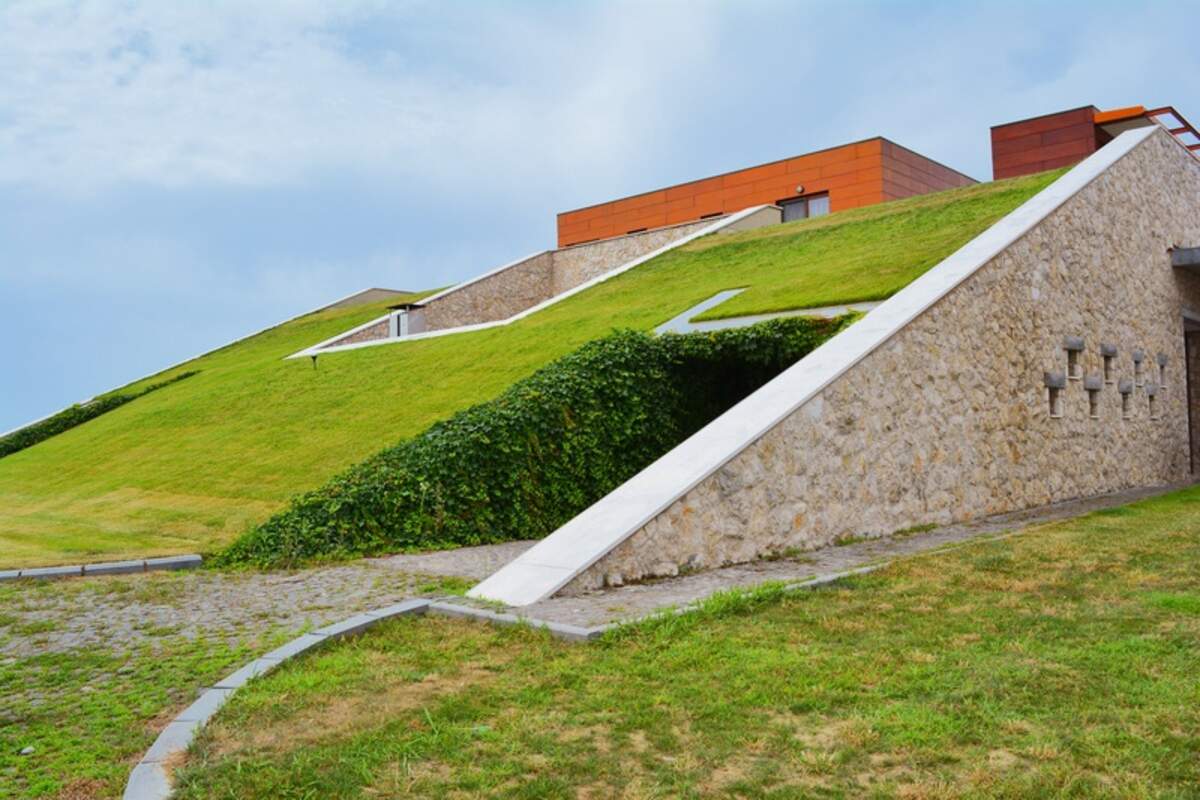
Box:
1048, 387, 1063, 418
780, 192, 831, 222
1067, 349, 1080, 380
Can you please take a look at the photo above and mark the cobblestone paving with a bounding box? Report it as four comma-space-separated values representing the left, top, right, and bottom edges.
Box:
1, 484, 1189, 662
0, 542, 533, 658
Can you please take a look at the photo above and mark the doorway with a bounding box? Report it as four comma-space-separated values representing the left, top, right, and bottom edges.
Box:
1185, 317, 1200, 473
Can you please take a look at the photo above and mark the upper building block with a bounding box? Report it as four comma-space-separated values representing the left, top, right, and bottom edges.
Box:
991, 103, 1200, 180
555, 137, 976, 248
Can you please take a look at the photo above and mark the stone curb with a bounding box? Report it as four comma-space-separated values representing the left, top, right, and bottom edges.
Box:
427, 601, 609, 642
121, 598, 430, 800
0, 554, 202, 582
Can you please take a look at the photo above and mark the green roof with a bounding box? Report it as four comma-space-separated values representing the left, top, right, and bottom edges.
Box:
0, 168, 1063, 567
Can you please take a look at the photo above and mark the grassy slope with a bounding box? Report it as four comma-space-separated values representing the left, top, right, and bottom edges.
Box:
0, 171, 1060, 567
689, 168, 1067, 320
176, 486, 1200, 799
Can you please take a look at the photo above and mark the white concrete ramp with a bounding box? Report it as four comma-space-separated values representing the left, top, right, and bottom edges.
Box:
469, 126, 1159, 607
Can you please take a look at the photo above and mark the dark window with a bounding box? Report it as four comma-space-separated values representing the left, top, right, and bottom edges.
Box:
780, 192, 831, 222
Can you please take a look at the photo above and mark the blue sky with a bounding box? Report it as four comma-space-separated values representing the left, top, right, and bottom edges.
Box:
3, 0, 1199, 431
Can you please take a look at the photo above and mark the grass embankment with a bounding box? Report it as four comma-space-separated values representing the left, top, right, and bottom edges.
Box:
177, 485, 1200, 798
0, 170, 1061, 567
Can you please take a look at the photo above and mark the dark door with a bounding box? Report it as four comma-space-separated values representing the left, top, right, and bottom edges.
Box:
1185, 322, 1200, 473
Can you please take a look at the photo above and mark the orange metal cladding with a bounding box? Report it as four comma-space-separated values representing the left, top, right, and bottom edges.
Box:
556, 137, 976, 247
991, 106, 1105, 180
1094, 105, 1146, 124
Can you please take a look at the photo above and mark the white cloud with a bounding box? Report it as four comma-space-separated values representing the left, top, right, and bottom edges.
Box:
0, 0, 722, 193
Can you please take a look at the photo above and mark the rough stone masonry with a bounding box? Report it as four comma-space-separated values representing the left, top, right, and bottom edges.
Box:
566, 127, 1200, 593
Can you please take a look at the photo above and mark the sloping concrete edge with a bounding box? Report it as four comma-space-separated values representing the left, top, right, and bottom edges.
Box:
0, 555, 202, 582
121, 598, 431, 800
286, 205, 779, 359
469, 126, 1160, 607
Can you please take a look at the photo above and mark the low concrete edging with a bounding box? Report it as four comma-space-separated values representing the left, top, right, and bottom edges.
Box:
0, 555, 202, 582
122, 598, 431, 800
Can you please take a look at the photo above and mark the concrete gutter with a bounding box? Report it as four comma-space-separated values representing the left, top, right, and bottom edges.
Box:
653, 288, 881, 335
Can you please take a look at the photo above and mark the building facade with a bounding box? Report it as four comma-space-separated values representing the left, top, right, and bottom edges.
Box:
556, 137, 976, 247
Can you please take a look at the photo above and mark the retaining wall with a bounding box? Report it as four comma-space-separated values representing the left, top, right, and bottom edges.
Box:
423, 218, 722, 332
563, 127, 1200, 592
470, 127, 1200, 606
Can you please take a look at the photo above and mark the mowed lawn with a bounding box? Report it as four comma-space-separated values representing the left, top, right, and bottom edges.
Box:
0, 170, 1061, 567
176, 485, 1200, 799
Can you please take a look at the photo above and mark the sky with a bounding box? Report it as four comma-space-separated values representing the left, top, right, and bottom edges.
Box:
2, 0, 1200, 431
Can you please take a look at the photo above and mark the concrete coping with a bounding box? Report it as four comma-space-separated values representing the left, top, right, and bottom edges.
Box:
1118, 378, 1134, 394
1145, 381, 1160, 396
1100, 342, 1118, 357
1157, 352, 1169, 366
1063, 336, 1086, 351
1, 554, 202, 582
1083, 375, 1104, 391
1044, 371, 1068, 389
1133, 348, 1145, 362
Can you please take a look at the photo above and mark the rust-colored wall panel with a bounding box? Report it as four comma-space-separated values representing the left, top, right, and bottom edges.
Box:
557, 137, 974, 246
990, 106, 1102, 179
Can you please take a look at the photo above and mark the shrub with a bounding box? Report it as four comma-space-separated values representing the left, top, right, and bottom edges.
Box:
218, 317, 850, 567
0, 371, 198, 459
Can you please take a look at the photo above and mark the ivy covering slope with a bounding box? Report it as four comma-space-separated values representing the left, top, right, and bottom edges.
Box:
219, 318, 849, 567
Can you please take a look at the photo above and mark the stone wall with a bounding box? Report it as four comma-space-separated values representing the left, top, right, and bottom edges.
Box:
325, 317, 391, 348
421, 218, 736, 332
549, 218, 724, 295
564, 129, 1200, 594
420, 251, 556, 332
310, 209, 783, 353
